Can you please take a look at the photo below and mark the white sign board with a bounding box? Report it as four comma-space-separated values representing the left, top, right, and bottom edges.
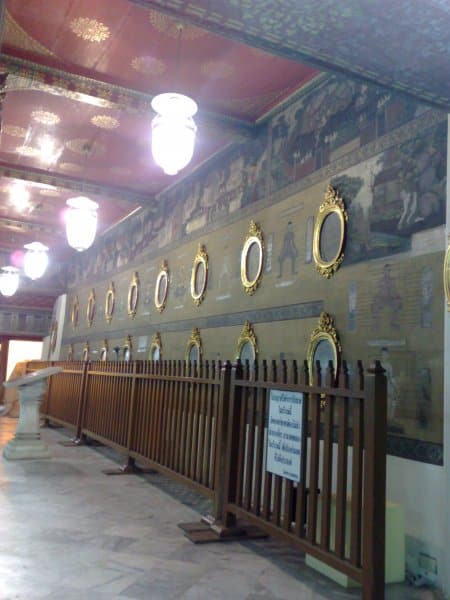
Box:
266, 389, 303, 482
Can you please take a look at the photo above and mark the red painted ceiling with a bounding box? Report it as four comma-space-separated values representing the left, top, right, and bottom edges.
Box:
0, 0, 319, 302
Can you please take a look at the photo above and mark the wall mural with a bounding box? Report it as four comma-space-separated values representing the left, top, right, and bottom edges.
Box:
64, 72, 446, 463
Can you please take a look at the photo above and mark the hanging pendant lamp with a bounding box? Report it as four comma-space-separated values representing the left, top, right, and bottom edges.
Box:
0, 266, 19, 297
151, 25, 197, 176
65, 196, 99, 252
23, 241, 49, 280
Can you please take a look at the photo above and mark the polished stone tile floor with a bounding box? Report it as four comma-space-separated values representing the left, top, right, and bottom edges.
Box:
0, 417, 443, 599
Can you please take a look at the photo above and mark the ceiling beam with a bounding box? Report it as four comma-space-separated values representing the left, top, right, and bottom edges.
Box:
0, 161, 158, 210
0, 54, 256, 139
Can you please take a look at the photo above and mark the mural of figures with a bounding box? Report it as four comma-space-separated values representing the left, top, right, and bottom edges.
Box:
420, 267, 433, 328
304, 216, 314, 263
379, 347, 403, 430
371, 264, 403, 330
416, 367, 432, 429
347, 281, 357, 331
278, 221, 298, 277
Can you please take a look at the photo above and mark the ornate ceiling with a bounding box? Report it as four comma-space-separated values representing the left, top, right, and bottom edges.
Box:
0, 0, 445, 308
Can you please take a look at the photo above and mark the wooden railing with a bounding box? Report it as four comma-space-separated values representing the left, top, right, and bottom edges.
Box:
26, 358, 387, 600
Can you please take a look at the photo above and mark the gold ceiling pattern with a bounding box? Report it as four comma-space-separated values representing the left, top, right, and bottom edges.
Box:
66, 138, 105, 156
31, 110, 60, 125
38, 189, 59, 197
90, 115, 119, 129
131, 56, 166, 76
69, 17, 110, 43
148, 10, 206, 40
16, 145, 39, 158
2, 125, 26, 137
201, 61, 234, 79
59, 162, 82, 173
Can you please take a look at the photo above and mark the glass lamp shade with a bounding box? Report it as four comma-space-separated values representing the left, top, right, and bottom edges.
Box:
151, 93, 197, 176
0, 266, 19, 297
23, 242, 49, 280
65, 196, 99, 252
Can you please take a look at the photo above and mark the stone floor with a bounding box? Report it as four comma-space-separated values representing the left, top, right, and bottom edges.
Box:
0, 417, 443, 599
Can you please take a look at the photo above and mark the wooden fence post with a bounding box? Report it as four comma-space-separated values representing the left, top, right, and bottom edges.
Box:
362, 360, 387, 600
205, 361, 232, 526
73, 360, 90, 443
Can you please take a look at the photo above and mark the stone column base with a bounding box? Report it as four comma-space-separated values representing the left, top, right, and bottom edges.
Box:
3, 435, 51, 460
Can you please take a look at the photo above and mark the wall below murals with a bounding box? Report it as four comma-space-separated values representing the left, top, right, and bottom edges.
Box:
62, 73, 447, 465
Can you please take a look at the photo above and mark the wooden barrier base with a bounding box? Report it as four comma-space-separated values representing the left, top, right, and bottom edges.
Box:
102, 458, 157, 476
179, 518, 268, 544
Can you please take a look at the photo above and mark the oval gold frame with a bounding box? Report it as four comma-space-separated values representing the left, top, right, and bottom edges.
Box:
186, 327, 202, 363
123, 335, 132, 361
149, 332, 162, 361
100, 339, 108, 362
313, 186, 348, 279
241, 220, 264, 295
105, 281, 115, 324
86, 288, 96, 327
155, 261, 169, 313
71, 295, 79, 329
128, 272, 139, 319
82, 341, 90, 362
191, 244, 208, 306
444, 240, 450, 311
236, 320, 258, 361
307, 312, 342, 381
49, 320, 58, 353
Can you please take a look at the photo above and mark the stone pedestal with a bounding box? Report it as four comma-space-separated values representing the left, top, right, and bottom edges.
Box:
3, 367, 61, 460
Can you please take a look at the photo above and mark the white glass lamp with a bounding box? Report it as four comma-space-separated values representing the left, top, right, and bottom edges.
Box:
151, 93, 197, 176
0, 266, 19, 297
65, 196, 99, 252
23, 242, 49, 280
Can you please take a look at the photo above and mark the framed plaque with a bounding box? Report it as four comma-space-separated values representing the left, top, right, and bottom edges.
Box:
307, 312, 342, 382
191, 244, 208, 306
241, 221, 264, 295
236, 320, 258, 363
313, 186, 348, 278
86, 288, 96, 327
149, 332, 162, 361
71, 295, 79, 329
155, 261, 169, 313
186, 327, 202, 364
105, 281, 115, 324
128, 272, 139, 319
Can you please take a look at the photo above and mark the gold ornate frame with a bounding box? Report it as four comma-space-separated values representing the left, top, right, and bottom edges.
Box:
82, 340, 90, 362
190, 244, 208, 306
236, 320, 258, 361
49, 320, 58, 353
444, 238, 450, 311
186, 327, 202, 363
149, 332, 162, 361
105, 281, 115, 324
307, 312, 342, 380
313, 186, 348, 278
128, 272, 139, 319
71, 295, 79, 329
155, 261, 169, 313
123, 335, 132, 361
86, 288, 96, 327
100, 339, 109, 362
241, 220, 264, 295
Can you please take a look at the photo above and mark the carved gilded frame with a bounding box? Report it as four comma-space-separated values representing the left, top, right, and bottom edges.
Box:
100, 339, 109, 362
86, 288, 96, 327
123, 335, 132, 361
191, 244, 208, 306
49, 320, 58, 354
82, 341, 90, 362
186, 327, 202, 363
236, 320, 258, 361
155, 261, 169, 313
444, 238, 450, 311
71, 295, 79, 329
241, 220, 264, 295
313, 186, 348, 279
105, 281, 115, 324
307, 312, 342, 381
149, 332, 162, 361
128, 272, 139, 319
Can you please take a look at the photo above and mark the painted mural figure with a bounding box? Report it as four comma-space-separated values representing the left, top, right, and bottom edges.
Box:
278, 221, 298, 277
420, 267, 433, 328
371, 264, 402, 329
380, 347, 400, 422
